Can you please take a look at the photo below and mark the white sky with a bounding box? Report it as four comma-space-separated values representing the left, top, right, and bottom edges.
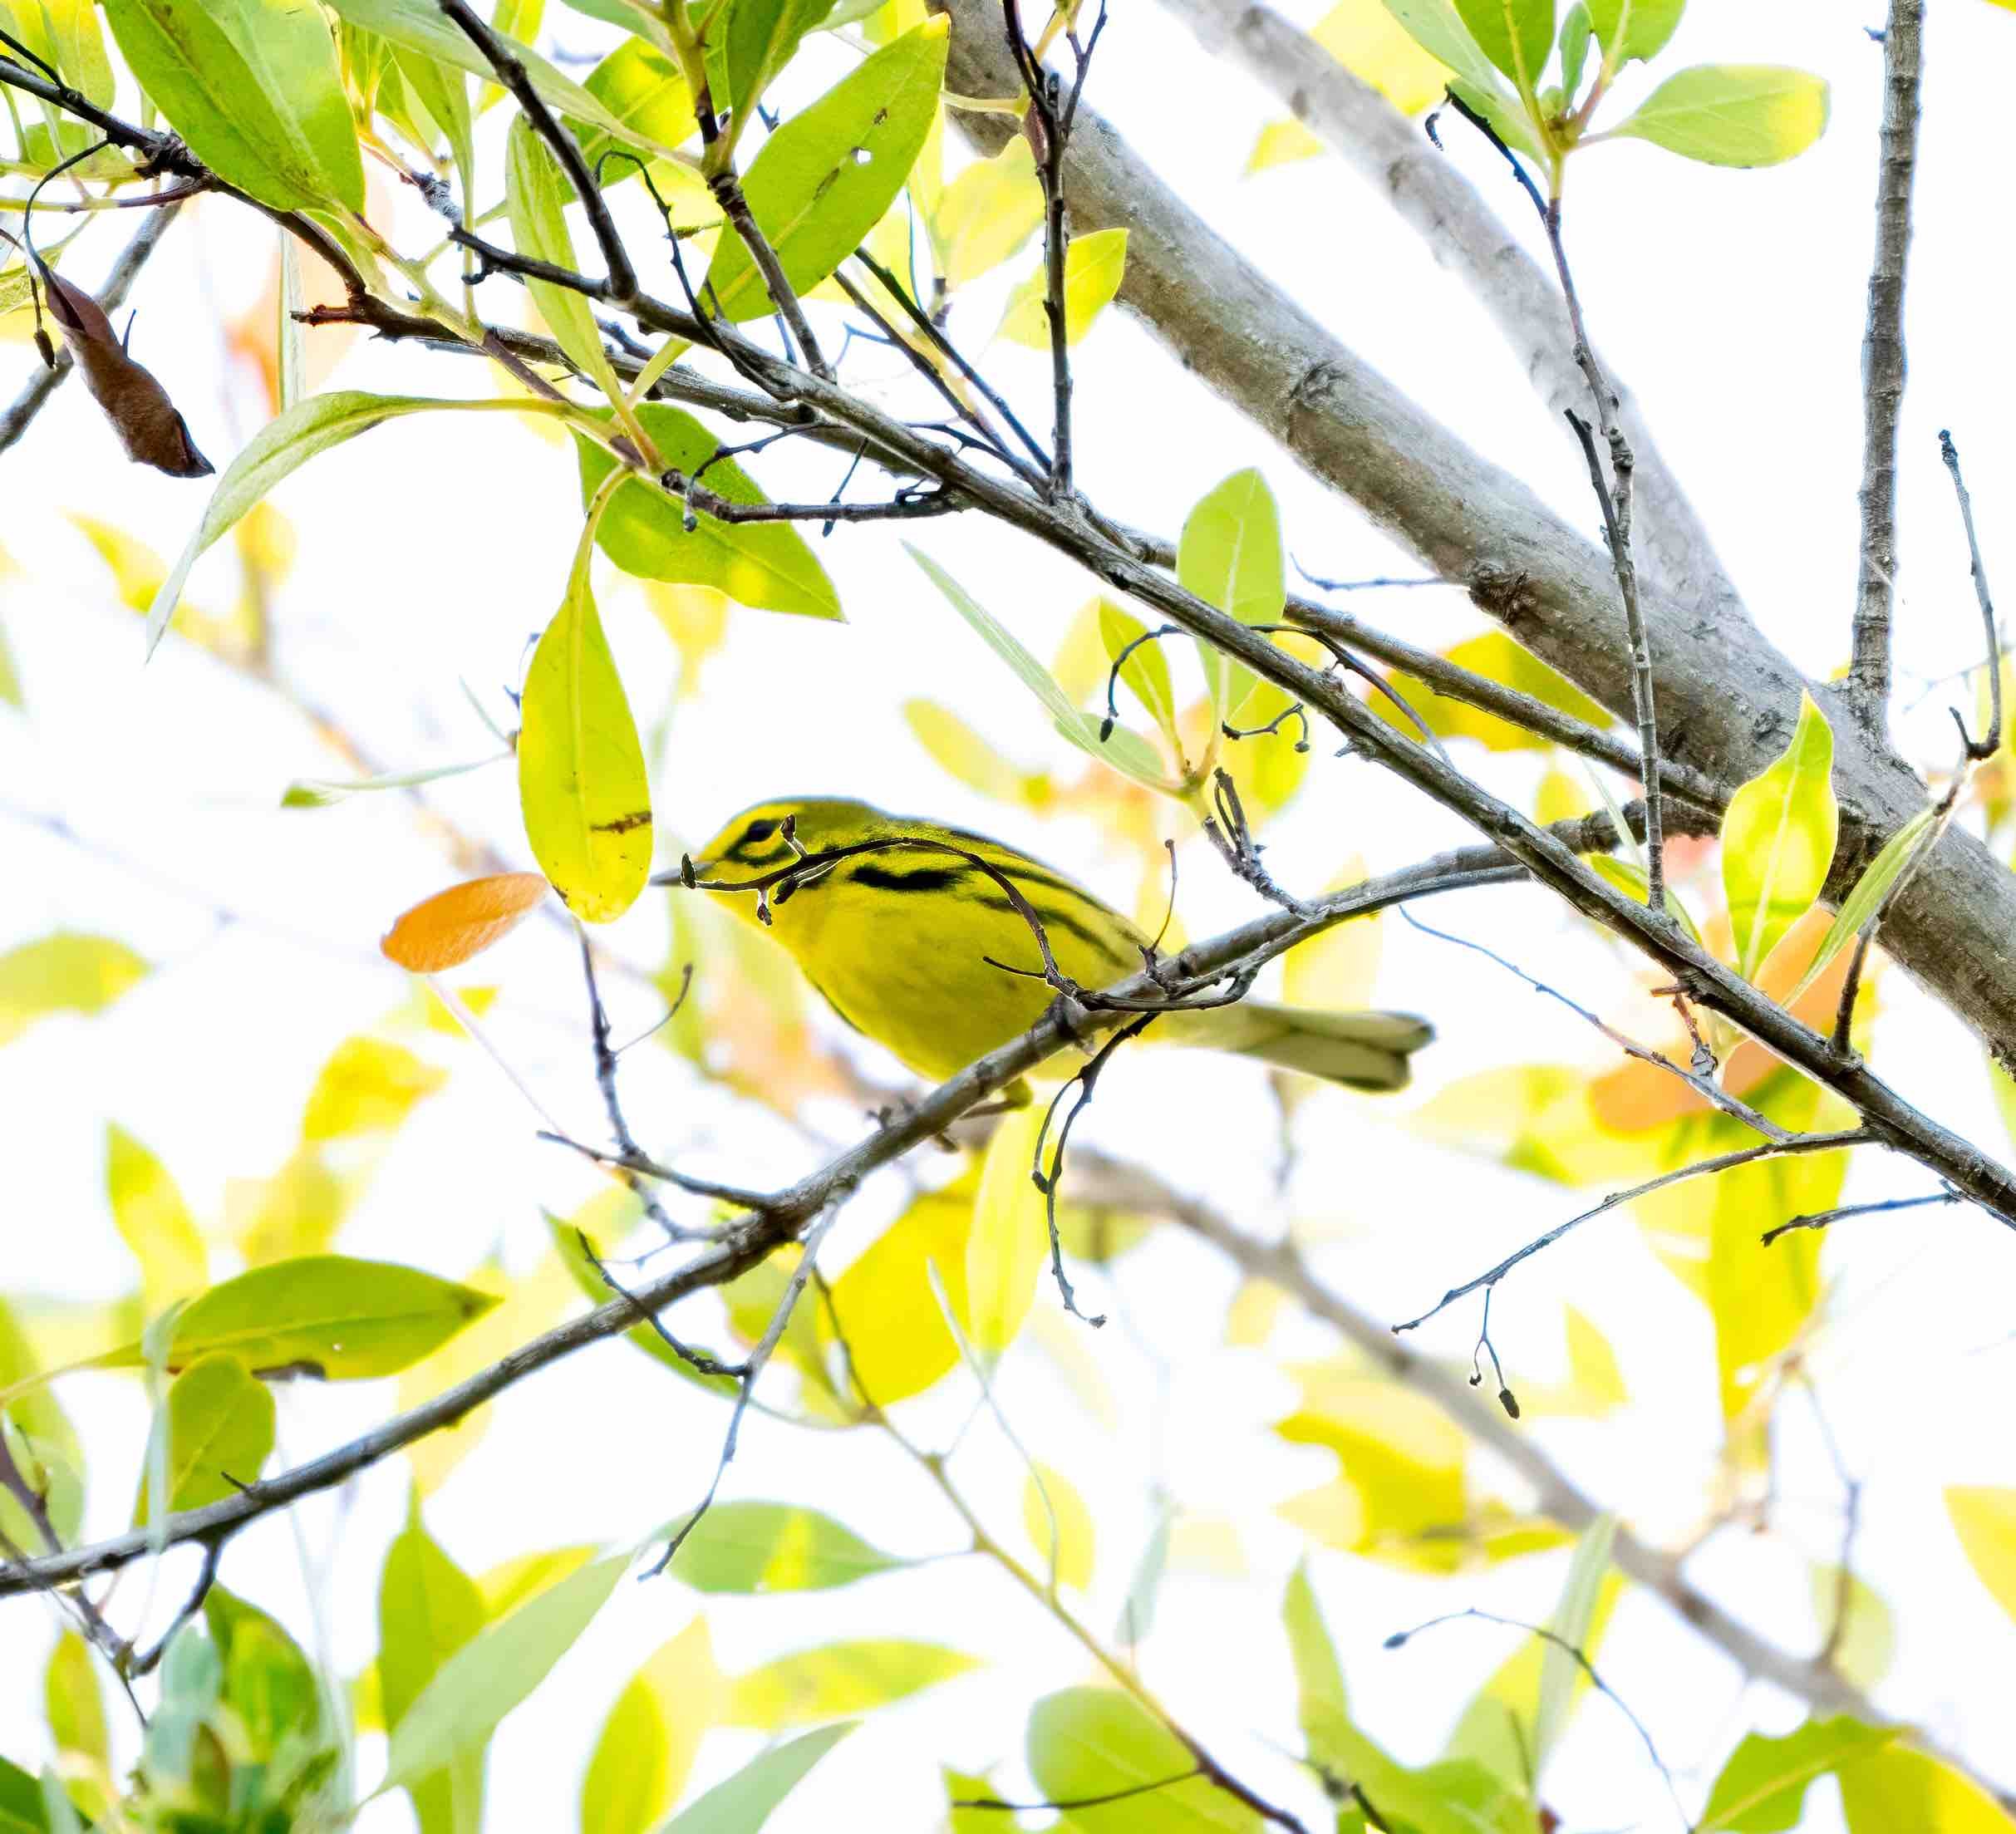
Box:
5, 1, 2016, 1829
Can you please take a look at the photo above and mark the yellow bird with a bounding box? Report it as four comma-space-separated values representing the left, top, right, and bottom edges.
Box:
689, 798, 1430, 1092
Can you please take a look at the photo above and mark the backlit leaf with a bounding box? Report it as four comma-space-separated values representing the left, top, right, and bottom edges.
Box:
1380, 0, 1525, 105
376, 1503, 488, 1834
1839, 1743, 2016, 1833
1099, 600, 1179, 746
506, 116, 618, 393
664, 1501, 906, 1592
725, 1638, 978, 1728
931, 135, 1043, 288
380, 1551, 630, 1797
1722, 691, 1837, 978
477, 1544, 599, 1618
660, 1722, 853, 1833
1282, 859, 1380, 1011
42, 1634, 107, 1772
1586, 0, 1683, 63
1021, 1462, 1094, 1590
1614, 65, 1830, 167
902, 701, 1043, 806
1453, 0, 1553, 92
704, 20, 947, 317
1695, 1718, 1897, 1832
106, 1124, 207, 1310
302, 1036, 448, 1141
576, 405, 841, 619
1026, 1687, 1260, 1832
965, 1104, 1049, 1364
134, 1353, 275, 1522
574, 39, 696, 176
381, 873, 551, 972
518, 544, 653, 924
580, 1619, 718, 1834
1178, 467, 1284, 721
1807, 1564, 1894, 1692
1787, 804, 1939, 1003
820, 1176, 974, 1404
101, 0, 363, 210
0, 933, 149, 1046
0, 1300, 85, 1550
724, 0, 831, 119
1375, 629, 1613, 753
997, 227, 1128, 347
1948, 1487, 2016, 1624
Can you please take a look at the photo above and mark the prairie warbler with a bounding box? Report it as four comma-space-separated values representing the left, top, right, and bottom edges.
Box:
690, 798, 1430, 1092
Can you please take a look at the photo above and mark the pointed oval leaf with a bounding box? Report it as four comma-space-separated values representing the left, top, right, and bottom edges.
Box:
820, 1178, 974, 1404
965, 1105, 1049, 1365
100, 0, 362, 210
1838, 1743, 2014, 1834
1380, 0, 1522, 102
106, 1123, 207, 1310
1787, 804, 1940, 1004
1178, 466, 1285, 720
1721, 691, 1837, 978
1947, 1486, 2016, 1624
381, 873, 550, 972
518, 562, 653, 925
506, 117, 618, 392
378, 1503, 489, 1833
1613, 64, 1830, 167
1097, 601, 1178, 745
723, 0, 832, 120
1452, 0, 1554, 92
665, 1501, 906, 1592
581, 1620, 717, 1834
932, 135, 1043, 288
996, 227, 1128, 347
576, 406, 840, 618
1027, 1687, 1261, 1832
380, 1551, 630, 1797
0, 932, 149, 1046
661, 1722, 853, 1834
703, 19, 947, 318
1586, 0, 1683, 63
1020, 1462, 1094, 1590
725, 1639, 978, 1729
134, 1353, 275, 1523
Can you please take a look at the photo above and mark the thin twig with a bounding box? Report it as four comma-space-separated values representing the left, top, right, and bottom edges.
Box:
1940, 428, 2000, 760
708, 168, 829, 379
1848, 0, 1925, 726
1759, 1185, 1959, 1247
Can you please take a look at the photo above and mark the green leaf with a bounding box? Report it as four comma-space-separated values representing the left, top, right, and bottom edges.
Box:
1452, 0, 1553, 93
907, 547, 1172, 788
379, 1551, 629, 1798
580, 1620, 717, 1834
1839, 1743, 2016, 1833
1585, 0, 1683, 63
575, 406, 840, 618
1721, 690, 1836, 977
1532, 1514, 1615, 1771
1380, 0, 1525, 104
379, 1502, 487, 1834
394, 44, 474, 193
1698, 1717, 1900, 1832
996, 227, 1128, 347
724, 0, 832, 120
1612, 64, 1830, 167
965, 1105, 1048, 1364
1099, 603, 1178, 747
134, 1353, 274, 1523
1557, 2, 1591, 96
664, 1501, 907, 1592
575, 39, 696, 178
96, 1255, 500, 1382
506, 116, 619, 394
324, 0, 675, 157
1282, 1561, 1352, 1768
1787, 804, 1940, 1003
703, 18, 947, 318
1178, 466, 1284, 721
0, 1300, 84, 1549
42, 1634, 107, 1771
660, 1722, 853, 1833
1026, 1687, 1260, 1832
203, 1586, 325, 1762
147, 393, 553, 655
932, 135, 1043, 289
0, 932, 149, 1046
100, 0, 362, 210
726, 1639, 979, 1728
1587, 856, 1704, 947
0, 1758, 44, 1834
517, 538, 654, 924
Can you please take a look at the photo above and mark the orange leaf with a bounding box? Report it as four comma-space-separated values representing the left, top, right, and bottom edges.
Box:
381, 873, 548, 971
1588, 906, 1853, 1133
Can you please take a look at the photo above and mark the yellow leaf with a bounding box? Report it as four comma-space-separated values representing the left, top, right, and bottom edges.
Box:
0, 932, 150, 1047
644, 582, 732, 699
518, 554, 653, 924
1378, 630, 1613, 754
1245, 117, 1325, 175
228, 1143, 356, 1264
1535, 767, 1591, 824
1840, 1743, 2016, 1832
477, 1543, 600, 1618
105, 1123, 207, 1310
381, 873, 549, 972
725, 1638, 977, 1728
581, 1618, 718, 1834
822, 1176, 975, 1406
902, 699, 1043, 807
997, 227, 1128, 347
1313, 0, 1451, 111
1948, 1487, 2016, 1624
1563, 1305, 1626, 1411
1282, 858, 1379, 1011
1020, 1462, 1094, 1589
1223, 1276, 1285, 1348
965, 1106, 1050, 1362
302, 1035, 448, 1141
1722, 690, 1837, 978
1168, 1513, 1246, 1577
932, 135, 1042, 288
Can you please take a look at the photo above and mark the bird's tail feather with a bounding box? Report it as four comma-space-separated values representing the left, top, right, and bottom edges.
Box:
1162, 1001, 1433, 1091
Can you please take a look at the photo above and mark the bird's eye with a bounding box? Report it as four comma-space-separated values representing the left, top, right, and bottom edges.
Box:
741, 818, 780, 847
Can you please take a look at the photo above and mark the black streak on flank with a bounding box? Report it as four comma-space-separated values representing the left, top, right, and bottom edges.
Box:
848, 863, 966, 895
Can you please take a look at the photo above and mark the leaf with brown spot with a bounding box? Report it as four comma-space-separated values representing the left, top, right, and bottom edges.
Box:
381, 873, 550, 971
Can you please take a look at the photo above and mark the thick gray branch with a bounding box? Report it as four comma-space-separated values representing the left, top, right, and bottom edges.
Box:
1153, 0, 1738, 629
932, 0, 2016, 1079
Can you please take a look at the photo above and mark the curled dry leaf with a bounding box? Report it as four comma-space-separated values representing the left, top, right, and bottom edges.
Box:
381, 872, 549, 972
33, 255, 213, 477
